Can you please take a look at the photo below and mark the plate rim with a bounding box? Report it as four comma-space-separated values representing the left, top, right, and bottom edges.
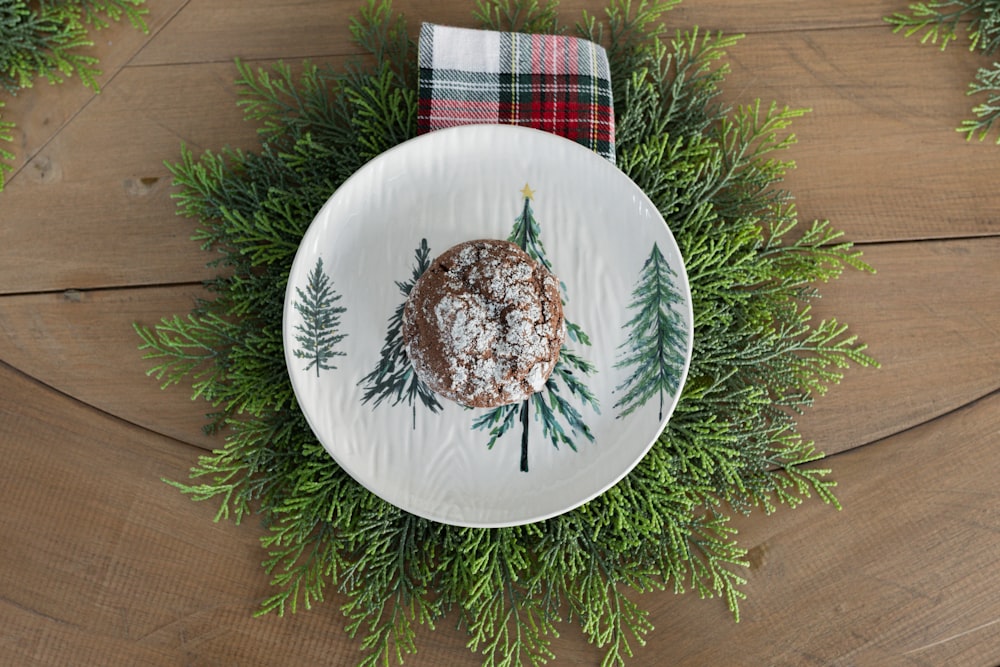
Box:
282, 123, 694, 527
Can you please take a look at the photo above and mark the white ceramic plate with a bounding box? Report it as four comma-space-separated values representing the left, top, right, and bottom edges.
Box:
283, 124, 692, 527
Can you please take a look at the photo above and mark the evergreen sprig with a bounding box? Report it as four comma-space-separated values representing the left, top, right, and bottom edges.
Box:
140, 1, 877, 665
887, 0, 1000, 142
0, 0, 149, 188
962, 60, 1000, 140
0, 101, 13, 179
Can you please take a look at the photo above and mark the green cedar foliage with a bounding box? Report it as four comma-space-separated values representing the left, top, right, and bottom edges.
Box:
0, 102, 12, 179
886, 0, 1000, 142
138, 1, 877, 665
0, 0, 149, 188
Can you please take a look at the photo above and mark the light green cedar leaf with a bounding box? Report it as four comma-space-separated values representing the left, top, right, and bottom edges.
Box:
887, 1, 1000, 141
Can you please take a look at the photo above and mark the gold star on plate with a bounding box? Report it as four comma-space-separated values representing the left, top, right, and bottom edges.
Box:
520, 183, 535, 200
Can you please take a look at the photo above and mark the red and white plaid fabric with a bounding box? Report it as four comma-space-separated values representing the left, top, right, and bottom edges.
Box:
417, 23, 615, 162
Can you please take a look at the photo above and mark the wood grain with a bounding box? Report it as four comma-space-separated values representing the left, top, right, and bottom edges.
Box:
4, 2, 998, 294
1, 238, 997, 458
2, 0, 999, 665
129, 0, 900, 68
0, 285, 218, 448
0, 361, 354, 666
718, 30, 1000, 242
0, 61, 257, 295
3, 359, 998, 665
0, 0, 187, 182
795, 237, 1000, 454
617, 389, 1000, 667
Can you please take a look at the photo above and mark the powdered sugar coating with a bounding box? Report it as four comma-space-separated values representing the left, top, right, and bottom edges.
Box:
402, 239, 565, 408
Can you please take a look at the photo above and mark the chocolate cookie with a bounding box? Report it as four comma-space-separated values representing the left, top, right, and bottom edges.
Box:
402, 239, 565, 408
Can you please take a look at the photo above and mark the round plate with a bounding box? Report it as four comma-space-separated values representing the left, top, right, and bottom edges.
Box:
283, 124, 692, 527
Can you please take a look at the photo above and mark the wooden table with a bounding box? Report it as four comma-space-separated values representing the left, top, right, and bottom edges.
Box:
3, 1, 998, 664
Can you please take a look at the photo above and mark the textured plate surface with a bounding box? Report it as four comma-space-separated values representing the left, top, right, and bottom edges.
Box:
283, 124, 692, 527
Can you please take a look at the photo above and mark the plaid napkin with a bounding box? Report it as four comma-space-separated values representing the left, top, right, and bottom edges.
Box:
417, 23, 615, 162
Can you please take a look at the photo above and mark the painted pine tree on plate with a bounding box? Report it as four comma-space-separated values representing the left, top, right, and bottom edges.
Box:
359, 238, 443, 424
614, 242, 687, 421
472, 185, 599, 472
293, 257, 346, 376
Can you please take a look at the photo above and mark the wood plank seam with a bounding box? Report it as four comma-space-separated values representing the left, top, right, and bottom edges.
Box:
0, 357, 208, 454
3, 0, 194, 188
823, 383, 1000, 460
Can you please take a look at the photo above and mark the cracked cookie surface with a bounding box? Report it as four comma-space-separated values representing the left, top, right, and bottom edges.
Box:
402, 239, 565, 408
